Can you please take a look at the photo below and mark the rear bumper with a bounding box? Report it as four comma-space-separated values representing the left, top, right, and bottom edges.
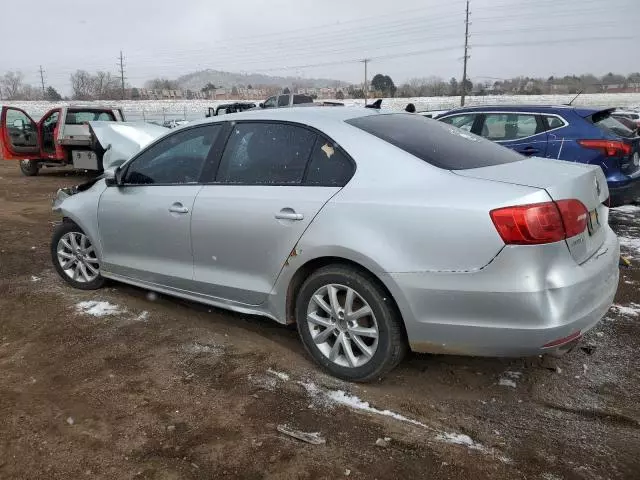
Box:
384, 227, 620, 357
609, 178, 640, 207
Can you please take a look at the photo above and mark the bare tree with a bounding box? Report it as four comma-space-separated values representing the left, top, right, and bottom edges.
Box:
70, 70, 95, 100
93, 71, 119, 99
1, 71, 25, 99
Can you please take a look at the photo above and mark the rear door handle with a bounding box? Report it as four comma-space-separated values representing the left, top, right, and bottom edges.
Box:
275, 208, 304, 221
169, 202, 189, 214
520, 147, 539, 156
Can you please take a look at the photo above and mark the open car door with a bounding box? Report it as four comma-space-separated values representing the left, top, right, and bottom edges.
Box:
1, 107, 41, 160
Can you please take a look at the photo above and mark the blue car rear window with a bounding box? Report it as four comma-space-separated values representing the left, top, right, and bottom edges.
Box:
346, 113, 523, 170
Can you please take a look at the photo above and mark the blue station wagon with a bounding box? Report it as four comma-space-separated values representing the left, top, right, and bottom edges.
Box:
436, 105, 640, 206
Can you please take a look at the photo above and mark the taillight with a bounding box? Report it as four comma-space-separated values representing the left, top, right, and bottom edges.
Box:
578, 139, 631, 157
556, 199, 588, 238
490, 200, 588, 245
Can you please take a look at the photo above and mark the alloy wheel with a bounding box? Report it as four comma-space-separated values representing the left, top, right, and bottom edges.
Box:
56, 232, 100, 283
306, 283, 379, 368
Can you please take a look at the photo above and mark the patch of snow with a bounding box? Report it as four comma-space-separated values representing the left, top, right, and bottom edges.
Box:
610, 303, 640, 317
612, 205, 640, 214
326, 389, 428, 428
437, 432, 483, 450
267, 368, 290, 381
182, 342, 223, 355
134, 311, 149, 322
248, 374, 277, 391
498, 371, 521, 388
75, 301, 123, 317
618, 236, 640, 257
30, 275, 41, 282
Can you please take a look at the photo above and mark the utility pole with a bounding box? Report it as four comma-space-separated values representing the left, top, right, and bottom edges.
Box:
461, 0, 471, 106
118, 50, 126, 100
39, 65, 46, 98
362, 58, 370, 105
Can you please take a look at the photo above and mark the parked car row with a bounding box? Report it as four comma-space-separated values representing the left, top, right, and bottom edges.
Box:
50, 106, 619, 381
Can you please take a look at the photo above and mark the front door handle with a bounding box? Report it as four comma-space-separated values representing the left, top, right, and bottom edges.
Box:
169, 202, 189, 214
275, 208, 304, 221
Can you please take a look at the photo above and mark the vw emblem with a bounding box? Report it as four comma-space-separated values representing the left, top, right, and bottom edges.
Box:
595, 177, 601, 197
633, 152, 640, 167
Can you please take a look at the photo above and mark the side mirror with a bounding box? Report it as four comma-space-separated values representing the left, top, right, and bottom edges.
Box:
12, 119, 25, 129
259, 103, 264, 108
104, 166, 123, 187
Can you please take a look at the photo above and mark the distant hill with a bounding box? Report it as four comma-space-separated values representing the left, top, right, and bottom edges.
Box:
176, 69, 347, 90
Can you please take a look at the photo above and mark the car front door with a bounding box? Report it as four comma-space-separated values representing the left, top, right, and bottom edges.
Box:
190, 121, 349, 305
97, 124, 223, 290
478, 112, 548, 157
0, 107, 41, 160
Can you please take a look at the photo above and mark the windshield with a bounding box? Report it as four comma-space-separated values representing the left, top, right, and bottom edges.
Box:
346, 113, 523, 170
590, 111, 636, 138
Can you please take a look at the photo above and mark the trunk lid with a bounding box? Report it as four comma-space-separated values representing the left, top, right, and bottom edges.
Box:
454, 157, 609, 264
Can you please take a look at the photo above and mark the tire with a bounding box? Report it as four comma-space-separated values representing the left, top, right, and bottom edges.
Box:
51, 222, 105, 290
296, 265, 407, 382
19, 160, 40, 176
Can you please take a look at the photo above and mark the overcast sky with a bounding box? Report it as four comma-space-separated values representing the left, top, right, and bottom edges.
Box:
2, 0, 638, 93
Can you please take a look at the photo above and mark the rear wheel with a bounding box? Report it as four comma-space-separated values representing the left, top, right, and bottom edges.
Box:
296, 265, 407, 382
51, 222, 104, 290
19, 160, 40, 176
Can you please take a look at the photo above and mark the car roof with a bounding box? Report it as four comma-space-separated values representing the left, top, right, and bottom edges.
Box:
190, 106, 381, 128
440, 104, 607, 117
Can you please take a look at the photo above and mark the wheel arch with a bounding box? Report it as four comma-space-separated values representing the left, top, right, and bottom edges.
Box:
283, 255, 406, 338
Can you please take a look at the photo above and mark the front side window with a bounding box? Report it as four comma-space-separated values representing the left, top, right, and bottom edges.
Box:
216, 122, 316, 184
306, 138, 354, 187
439, 114, 477, 132
263, 96, 277, 108
481, 113, 543, 141
124, 125, 221, 185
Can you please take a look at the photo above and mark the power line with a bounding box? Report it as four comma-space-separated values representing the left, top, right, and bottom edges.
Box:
461, 0, 471, 106
39, 65, 46, 97
118, 51, 126, 100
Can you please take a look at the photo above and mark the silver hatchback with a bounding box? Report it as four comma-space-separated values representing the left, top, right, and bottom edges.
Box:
51, 108, 619, 381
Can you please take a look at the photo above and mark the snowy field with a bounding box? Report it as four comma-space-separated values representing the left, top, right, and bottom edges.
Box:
5, 93, 640, 123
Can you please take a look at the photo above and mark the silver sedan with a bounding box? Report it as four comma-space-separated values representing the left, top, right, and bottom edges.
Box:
51, 107, 619, 381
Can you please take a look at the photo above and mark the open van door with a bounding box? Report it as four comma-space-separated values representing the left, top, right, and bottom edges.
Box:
1, 107, 41, 160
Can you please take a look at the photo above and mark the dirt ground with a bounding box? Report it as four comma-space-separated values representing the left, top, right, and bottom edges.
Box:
0, 161, 639, 480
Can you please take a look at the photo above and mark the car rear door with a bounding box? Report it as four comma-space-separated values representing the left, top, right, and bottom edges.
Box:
0, 107, 41, 160
190, 121, 350, 305
97, 124, 222, 289
478, 112, 548, 157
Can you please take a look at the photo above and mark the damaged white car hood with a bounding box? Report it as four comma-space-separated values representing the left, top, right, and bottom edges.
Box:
88, 121, 169, 169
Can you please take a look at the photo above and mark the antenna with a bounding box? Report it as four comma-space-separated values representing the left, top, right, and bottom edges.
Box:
567, 90, 583, 105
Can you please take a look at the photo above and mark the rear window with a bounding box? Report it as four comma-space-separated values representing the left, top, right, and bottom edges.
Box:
590, 111, 635, 139
66, 110, 115, 124
346, 114, 523, 170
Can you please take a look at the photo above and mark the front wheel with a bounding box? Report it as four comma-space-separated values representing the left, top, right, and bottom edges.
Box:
296, 265, 407, 382
19, 160, 40, 176
51, 222, 104, 290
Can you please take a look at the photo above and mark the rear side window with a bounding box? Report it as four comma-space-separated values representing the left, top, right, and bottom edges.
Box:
277, 95, 290, 107
305, 139, 354, 186
293, 95, 313, 105
217, 122, 316, 184
346, 114, 523, 170
590, 111, 635, 139
481, 113, 543, 140
544, 116, 565, 129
